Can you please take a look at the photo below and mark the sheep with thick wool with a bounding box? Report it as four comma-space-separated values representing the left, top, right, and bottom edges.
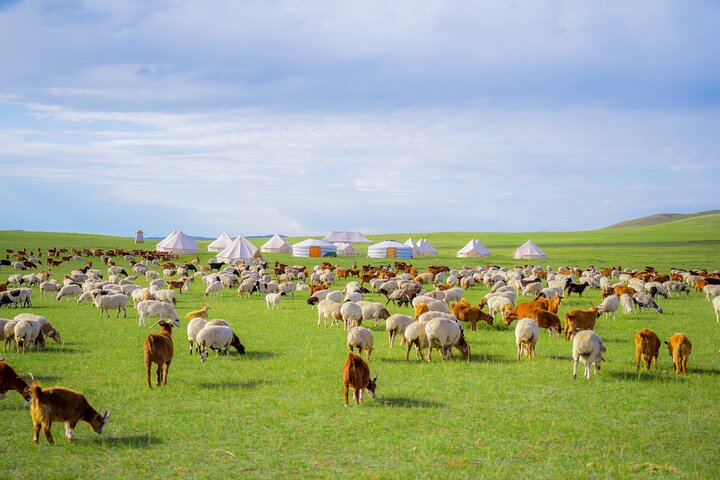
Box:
572, 330, 606, 380
186, 317, 206, 355
316, 299, 342, 328
425, 317, 470, 361
515, 318, 539, 360
56, 284, 82, 302
347, 326, 374, 360
340, 302, 363, 330
136, 300, 179, 327
598, 295, 620, 320
93, 293, 129, 318
385, 314, 414, 348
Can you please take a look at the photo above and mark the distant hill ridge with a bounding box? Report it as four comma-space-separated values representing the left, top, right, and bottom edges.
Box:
606, 210, 720, 229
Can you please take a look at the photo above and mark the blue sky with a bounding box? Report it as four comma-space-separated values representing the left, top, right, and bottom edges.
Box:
1, 1, 718, 237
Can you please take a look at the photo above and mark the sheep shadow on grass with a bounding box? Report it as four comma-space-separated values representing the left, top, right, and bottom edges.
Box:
368, 396, 446, 409
198, 379, 275, 390
93, 433, 162, 448
243, 351, 277, 361
471, 353, 512, 364
608, 371, 687, 383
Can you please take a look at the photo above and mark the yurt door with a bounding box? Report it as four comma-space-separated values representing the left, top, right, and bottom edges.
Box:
386, 247, 397, 258
309, 246, 321, 257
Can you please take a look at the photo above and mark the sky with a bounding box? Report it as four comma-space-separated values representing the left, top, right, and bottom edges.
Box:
1, 0, 719, 238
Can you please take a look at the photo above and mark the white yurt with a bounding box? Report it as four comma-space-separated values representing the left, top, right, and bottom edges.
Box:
457, 239, 492, 258
261, 234, 292, 253
418, 238, 438, 256
404, 237, 423, 257
292, 239, 337, 258
216, 235, 259, 263
513, 240, 547, 259
322, 231, 372, 244
156, 230, 199, 254
155, 230, 178, 250
367, 240, 413, 259
207, 232, 233, 253
335, 242, 359, 255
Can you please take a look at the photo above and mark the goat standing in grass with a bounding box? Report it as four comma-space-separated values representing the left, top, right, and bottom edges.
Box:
144, 319, 179, 388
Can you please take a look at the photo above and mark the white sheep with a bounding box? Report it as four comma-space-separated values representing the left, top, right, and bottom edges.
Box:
403, 321, 429, 361
145, 270, 159, 280
121, 284, 141, 296
418, 311, 459, 324
347, 326, 374, 360
316, 299, 342, 328
356, 301, 391, 326
619, 294, 634, 314
56, 284, 82, 302
713, 296, 720, 323
204, 281, 223, 298
186, 317, 207, 355
515, 318, 540, 360
343, 292, 363, 303
154, 289, 178, 305
325, 290, 343, 303
196, 325, 234, 361
572, 330, 606, 380
265, 292, 286, 309
704, 285, 720, 302
486, 295, 514, 321
14, 320, 43, 352
538, 287, 563, 300
385, 314, 414, 347
344, 281, 362, 294
39, 281, 60, 296
443, 287, 463, 304
136, 300, 179, 327
425, 318, 470, 361
278, 282, 296, 299
522, 282, 543, 297
93, 294, 129, 318
598, 295, 620, 320
340, 302, 363, 330
131, 288, 153, 306
149, 279, 165, 289
413, 298, 451, 315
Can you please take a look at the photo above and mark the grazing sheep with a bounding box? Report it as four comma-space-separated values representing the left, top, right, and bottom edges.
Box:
317, 299, 342, 328
572, 330, 606, 380
14, 320, 45, 353
56, 284, 82, 302
632, 293, 663, 314
515, 318, 540, 360
154, 289, 178, 305
342, 352, 377, 406
265, 292, 286, 309
13, 313, 61, 346
597, 295, 620, 320
443, 287, 463, 304
403, 321, 429, 361
356, 301, 391, 327
196, 325, 236, 361
131, 288, 153, 307
344, 292, 363, 303
204, 281, 222, 299
486, 295, 513, 321
347, 326, 374, 360
39, 282, 60, 296
185, 305, 209, 320
136, 300, 179, 327
712, 296, 720, 323
144, 319, 179, 388
425, 317, 470, 361
665, 333, 692, 374
3, 319, 19, 351
30, 383, 110, 444
340, 302, 363, 330
619, 293, 634, 314
385, 314, 414, 348
93, 293, 129, 318
634, 328, 661, 371
186, 318, 206, 355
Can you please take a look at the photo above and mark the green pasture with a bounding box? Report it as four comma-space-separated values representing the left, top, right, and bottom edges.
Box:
0, 216, 719, 479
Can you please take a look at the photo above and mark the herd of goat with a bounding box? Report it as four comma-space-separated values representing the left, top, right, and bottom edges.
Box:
0, 244, 719, 440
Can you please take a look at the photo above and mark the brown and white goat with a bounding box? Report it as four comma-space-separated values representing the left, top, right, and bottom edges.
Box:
0, 357, 31, 404
30, 382, 110, 444
342, 352, 377, 406
144, 319, 179, 388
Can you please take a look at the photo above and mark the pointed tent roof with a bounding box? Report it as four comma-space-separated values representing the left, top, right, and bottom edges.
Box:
216, 235, 259, 263
418, 238, 438, 256
322, 231, 372, 244
261, 234, 292, 253
155, 230, 178, 249
335, 242, 358, 255
404, 237, 423, 257
513, 240, 547, 259
207, 232, 233, 252
156, 230, 199, 254
457, 239, 492, 258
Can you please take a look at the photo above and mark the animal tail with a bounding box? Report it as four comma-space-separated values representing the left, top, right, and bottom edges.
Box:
30, 382, 43, 400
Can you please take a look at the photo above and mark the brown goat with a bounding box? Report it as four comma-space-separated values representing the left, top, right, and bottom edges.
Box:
563, 307, 600, 340
527, 309, 562, 336
634, 328, 661, 371
0, 357, 31, 403
30, 382, 110, 444
309, 283, 331, 295
665, 333, 692, 374
144, 320, 178, 388
185, 305, 209, 320
451, 300, 493, 330
503, 297, 555, 325
342, 352, 377, 406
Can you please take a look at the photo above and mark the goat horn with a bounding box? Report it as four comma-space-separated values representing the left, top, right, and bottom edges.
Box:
149, 320, 162, 329
28, 372, 34, 381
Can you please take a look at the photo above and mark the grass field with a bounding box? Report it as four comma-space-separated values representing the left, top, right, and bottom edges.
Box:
1, 216, 719, 479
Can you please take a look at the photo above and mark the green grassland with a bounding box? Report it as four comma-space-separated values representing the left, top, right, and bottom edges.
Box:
0, 216, 719, 479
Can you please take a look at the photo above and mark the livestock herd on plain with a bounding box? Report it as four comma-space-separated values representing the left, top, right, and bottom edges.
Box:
1, 245, 719, 443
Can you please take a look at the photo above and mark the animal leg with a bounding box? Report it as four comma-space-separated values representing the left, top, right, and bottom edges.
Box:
572, 357, 579, 379
585, 362, 591, 380
156, 364, 162, 386
635, 352, 641, 371
517, 343, 522, 361
681, 356, 688, 374
64, 422, 75, 442
344, 385, 349, 406
354, 388, 361, 405
33, 420, 41, 443
146, 358, 152, 388
405, 342, 412, 361
163, 361, 170, 385
43, 423, 54, 444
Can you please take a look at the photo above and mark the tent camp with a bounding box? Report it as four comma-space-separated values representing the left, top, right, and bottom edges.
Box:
207, 232, 233, 253
404, 238, 423, 257
292, 239, 337, 258
155, 230, 178, 250
418, 238, 439, 256
216, 235, 259, 263
335, 242, 359, 255
156, 230, 199, 254
513, 240, 547, 259
261, 234, 292, 253
322, 231, 372, 244
368, 240, 413, 259
457, 239, 492, 258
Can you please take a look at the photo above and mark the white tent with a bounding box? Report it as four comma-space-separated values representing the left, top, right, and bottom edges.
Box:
207, 232, 233, 253
513, 240, 547, 259
418, 238, 438, 256
156, 230, 199, 254
261, 234, 292, 253
457, 239, 492, 258
155, 230, 178, 250
335, 242, 359, 255
322, 231, 372, 244
216, 235, 259, 263
368, 240, 413, 259
292, 239, 337, 257
404, 237, 424, 257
